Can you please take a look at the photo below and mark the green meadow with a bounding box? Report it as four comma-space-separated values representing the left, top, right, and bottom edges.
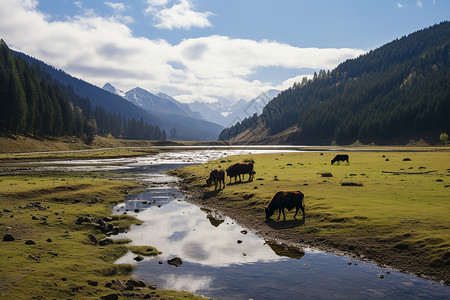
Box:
0, 174, 204, 299
173, 149, 450, 282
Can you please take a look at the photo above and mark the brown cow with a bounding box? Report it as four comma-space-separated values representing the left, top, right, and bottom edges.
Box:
264, 190, 305, 220
331, 154, 349, 165
206, 169, 225, 190
226, 163, 254, 183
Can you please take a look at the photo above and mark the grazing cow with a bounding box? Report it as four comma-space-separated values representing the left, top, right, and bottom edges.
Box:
331, 154, 349, 165
264, 190, 305, 220
226, 163, 254, 184
206, 169, 225, 190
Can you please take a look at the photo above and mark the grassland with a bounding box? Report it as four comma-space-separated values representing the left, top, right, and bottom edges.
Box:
0, 174, 205, 299
171, 149, 450, 284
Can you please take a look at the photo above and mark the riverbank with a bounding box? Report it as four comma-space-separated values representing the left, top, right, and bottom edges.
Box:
0, 171, 207, 299
0, 135, 229, 162
170, 149, 450, 285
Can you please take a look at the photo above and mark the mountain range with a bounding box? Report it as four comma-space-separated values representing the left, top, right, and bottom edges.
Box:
220, 21, 450, 145
102, 83, 280, 129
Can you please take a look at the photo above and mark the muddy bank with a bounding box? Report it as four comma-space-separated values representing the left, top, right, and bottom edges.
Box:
174, 177, 449, 286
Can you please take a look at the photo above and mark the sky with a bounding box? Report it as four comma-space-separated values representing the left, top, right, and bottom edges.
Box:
0, 0, 449, 103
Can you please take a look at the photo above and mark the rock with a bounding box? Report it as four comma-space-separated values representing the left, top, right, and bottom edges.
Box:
100, 294, 119, 300
98, 238, 114, 246
133, 255, 144, 262
167, 257, 183, 267
25, 240, 36, 245
126, 279, 146, 287
125, 285, 134, 291
46, 238, 52, 242
61, 277, 67, 281
88, 234, 97, 244
87, 280, 98, 286
28, 254, 39, 262
96, 218, 106, 227
377, 274, 384, 279
134, 209, 140, 213
103, 216, 113, 222
240, 230, 247, 235
144, 294, 151, 299
32, 215, 39, 220
237, 240, 243, 244
3, 234, 15, 241
105, 282, 112, 288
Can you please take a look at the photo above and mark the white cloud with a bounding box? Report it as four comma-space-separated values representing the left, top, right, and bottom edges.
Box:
0, 0, 364, 103
146, 0, 213, 30
105, 2, 128, 13
417, 0, 423, 8
397, 3, 404, 8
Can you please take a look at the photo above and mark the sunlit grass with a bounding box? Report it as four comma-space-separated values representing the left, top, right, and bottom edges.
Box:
0, 175, 205, 299
173, 149, 450, 274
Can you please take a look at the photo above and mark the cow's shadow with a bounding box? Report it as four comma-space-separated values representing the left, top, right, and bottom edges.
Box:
264, 217, 305, 229
227, 180, 253, 186
203, 189, 222, 199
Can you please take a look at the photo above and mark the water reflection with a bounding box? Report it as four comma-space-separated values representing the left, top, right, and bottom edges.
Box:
114, 186, 282, 267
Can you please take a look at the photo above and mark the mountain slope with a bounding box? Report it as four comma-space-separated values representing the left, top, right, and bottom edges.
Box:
12, 51, 220, 140
222, 22, 450, 145
1, 40, 162, 141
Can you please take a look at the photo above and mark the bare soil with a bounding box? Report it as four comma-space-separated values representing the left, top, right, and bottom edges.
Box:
176, 179, 450, 286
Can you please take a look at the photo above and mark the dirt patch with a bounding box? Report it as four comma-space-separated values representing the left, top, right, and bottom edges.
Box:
177, 180, 449, 285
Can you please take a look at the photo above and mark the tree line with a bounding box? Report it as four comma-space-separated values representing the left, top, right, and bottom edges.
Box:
220, 21, 450, 143
0, 40, 164, 142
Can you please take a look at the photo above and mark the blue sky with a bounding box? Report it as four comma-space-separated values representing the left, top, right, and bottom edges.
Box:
0, 0, 449, 103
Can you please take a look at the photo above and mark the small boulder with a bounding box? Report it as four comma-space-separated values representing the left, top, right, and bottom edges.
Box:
3, 234, 15, 241
46, 238, 52, 242
126, 279, 146, 287
133, 255, 144, 262
100, 294, 119, 300
25, 240, 36, 245
87, 280, 98, 286
98, 238, 114, 246
88, 234, 97, 244
167, 257, 183, 267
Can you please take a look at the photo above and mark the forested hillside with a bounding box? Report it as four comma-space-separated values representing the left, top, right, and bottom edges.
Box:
220, 22, 450, 144
0, 40, 163, 142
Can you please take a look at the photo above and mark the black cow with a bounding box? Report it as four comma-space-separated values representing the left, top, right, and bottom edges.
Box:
264, 190, 305, 220
331, 154, 349, 165
206, 169, 225, 190
226, 163, 254, 184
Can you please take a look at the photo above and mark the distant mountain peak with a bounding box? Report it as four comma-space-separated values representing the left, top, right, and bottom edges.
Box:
102, 82, 125, 97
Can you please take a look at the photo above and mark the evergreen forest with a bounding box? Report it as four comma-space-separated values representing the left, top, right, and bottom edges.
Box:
0, 40, 163, 142
219, 22, 450, 144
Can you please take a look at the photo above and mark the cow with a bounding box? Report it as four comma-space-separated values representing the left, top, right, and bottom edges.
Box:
331, 154, 349, 165
226, 163, 254, 184
264, 190, 305, 221
206, 169, 225, 190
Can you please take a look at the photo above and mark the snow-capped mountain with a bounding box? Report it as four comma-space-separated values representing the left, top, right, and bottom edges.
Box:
101, 83, 224, 141
188, 89, 280, 127
102, 82, 126, 97
156, 92, 203, 120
